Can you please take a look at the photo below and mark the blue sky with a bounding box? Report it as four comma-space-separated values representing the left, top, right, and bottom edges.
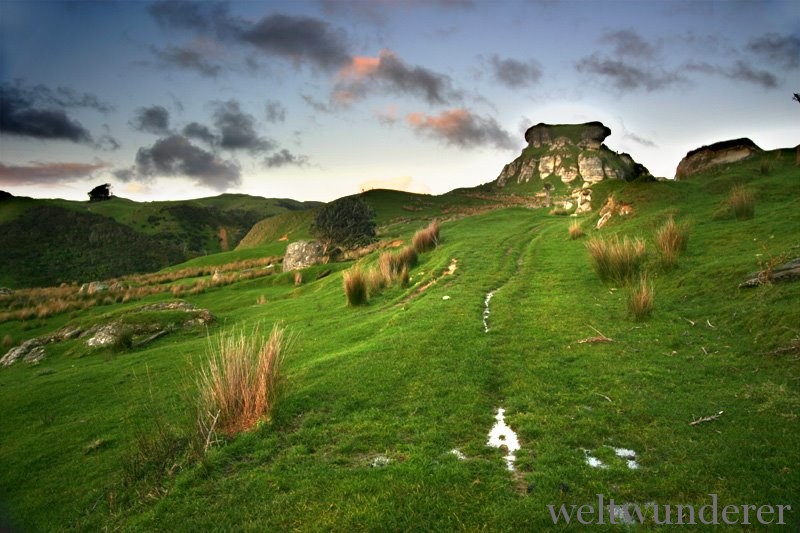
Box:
1, 0, 797, 202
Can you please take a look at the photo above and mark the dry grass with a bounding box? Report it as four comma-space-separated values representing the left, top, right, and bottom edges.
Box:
343, 268, 369, 306
586, 235, 647, 285
728, 185, 755, 220
293, 271, 303, 287
196, 324, 286, 438
654, 216, 689, 268
627, 275, 654, 321
412, 220, 440, 253
568, 221, 584, 240
366, 268, 387, 295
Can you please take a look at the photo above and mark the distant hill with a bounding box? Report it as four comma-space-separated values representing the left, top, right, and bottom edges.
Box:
0, 193, 321, 287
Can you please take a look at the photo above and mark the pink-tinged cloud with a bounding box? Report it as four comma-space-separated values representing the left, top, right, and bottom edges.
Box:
0, 161, 109, 186
405, 108, 514, 150
338, 55, 381, 80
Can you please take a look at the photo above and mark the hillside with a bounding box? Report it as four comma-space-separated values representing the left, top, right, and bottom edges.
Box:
0, 148, 798, 529
0, 193, 320, 288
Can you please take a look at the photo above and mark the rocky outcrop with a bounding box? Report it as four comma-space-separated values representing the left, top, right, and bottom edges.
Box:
675, 138, 761, 180
494, 122, 651, 211
283, 240, 325, 272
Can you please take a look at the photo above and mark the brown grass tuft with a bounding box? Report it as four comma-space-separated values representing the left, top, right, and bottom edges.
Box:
586, 235, 647, 285
293, 271, 303, 287
196, 324, 286, 438
627, 275, 654, 321
568, 221, 584, 240
366, 268, 387, 295
343, 267, 368, 306
654, 216, 689, 268
412, 220, 440, 253
728, 185, 755, 220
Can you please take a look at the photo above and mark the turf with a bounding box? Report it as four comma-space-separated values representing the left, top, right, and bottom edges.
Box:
0, 150, 798, 530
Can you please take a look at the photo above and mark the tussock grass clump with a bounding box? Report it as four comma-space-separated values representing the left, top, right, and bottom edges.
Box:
412, 220, 440, 253
343, 268, 369, 306
728, 185, 755, 220
366, 268, 387, 295
293, 271, 303, 287
627, 275, 654, 321
197, 324, 286, 438
2, 334, 14, 348
654, 216, 689, 268
568, 221, 584, 240
586, 235, 647, 285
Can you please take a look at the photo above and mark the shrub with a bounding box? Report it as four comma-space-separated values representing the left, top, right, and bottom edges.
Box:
310, 196, 376, 251
654, 216, 689, 268
568, 221, 584, 240
586, 235, 646, 285
728, 185, 755, 220
412, 220, 440, 253
627, 275, 654, 321
343, 268, 369, 306
196, 324, 286, 438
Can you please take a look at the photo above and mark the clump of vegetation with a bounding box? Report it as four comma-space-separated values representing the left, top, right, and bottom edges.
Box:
728, 185, 755, 220
196, 324, 286, 438
654, 215, 689, 268
366, 268, 387, 295
412, 220, 440, 253
112, 328, 135, 353
586, 235, 647, 285
311, 196, 376, 251
343, 268, 369, 306
1, 334, 12, 348
293, 271, 303, 287
568, 221, 584, 239
627, 274, 654, 321
549, 207, 569, 216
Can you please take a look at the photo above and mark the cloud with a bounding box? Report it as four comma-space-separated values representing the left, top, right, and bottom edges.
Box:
241, 13, 351, 70
685, 61, 778, 89
131, 105, 171, 135
301, 94, 332, 113
148, 0, 239, 38
0, 161, 109, 186
182, 121, 217, 144
487, 55, 542, 89
263, 149, 309, 168
212, 100, 273, 153
623, 131, 657, 148
405, 108, 514, 150
150, 41, 223, 77
576, 54, 686, 92
334, 49, 460, 105
265, 100, 286, 123
0, 81, 111, 144
601, 29, 657, 59
374, 104, 399, 125
747, 33, 800, 69
132, 134, 241, 191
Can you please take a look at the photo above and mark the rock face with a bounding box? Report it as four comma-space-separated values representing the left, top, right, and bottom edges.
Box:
494, 122, 651, 210
283, 240, 325, 272
675, 138, 761, 180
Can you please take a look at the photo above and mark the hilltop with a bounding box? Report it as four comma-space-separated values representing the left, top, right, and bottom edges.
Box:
0, 137, 797, 530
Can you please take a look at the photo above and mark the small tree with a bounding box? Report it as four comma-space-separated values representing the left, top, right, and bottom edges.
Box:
310, 196, 376, 252
88, 183, 112, 202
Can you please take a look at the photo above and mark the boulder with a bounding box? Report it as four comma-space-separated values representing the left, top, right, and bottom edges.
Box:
283, 240, 325, 272
0, 287, 13, 296
78, 281, 109, 295
675, 138, 761, 180
0, 338, 46, 367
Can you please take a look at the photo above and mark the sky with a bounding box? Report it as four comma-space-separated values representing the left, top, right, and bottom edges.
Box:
0, 0, 798, 203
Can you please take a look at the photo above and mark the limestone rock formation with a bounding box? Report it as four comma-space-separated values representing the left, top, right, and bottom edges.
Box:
283, 240, 325, 272
494, 122, 651, 205
675, 138, 761, 180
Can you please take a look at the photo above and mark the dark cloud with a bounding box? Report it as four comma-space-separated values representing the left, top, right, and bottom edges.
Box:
150, 43, 222, 77
318, 0, 473, 24
601, 29, 657, 59
131, 105, 170, 135
576, 54, 686, 92
747, 33, 800, 69
182, 122, 217, 144
488, 55, 542, 89
685, 60, 778, 89
212, 100, 273, 153
148, 0, 239, 38
0, 81, 110, 144
263, 149, 309, 168
0, 161, 109, 186
334, 49, 460, 105
241, 13, 351, 70
623, 132, 657, 148
265, 100, 286, 123
133, 134, 240, 191
406, 108, 514, 150
97, 133, 121, 151
301, 94, 332, 113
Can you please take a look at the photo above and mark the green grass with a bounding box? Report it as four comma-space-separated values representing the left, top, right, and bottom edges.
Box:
0, 150, 798, 530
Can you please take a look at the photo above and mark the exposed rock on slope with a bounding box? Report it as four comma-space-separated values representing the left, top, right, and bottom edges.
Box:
675, 138, 761, 180
495, 122, 651, 188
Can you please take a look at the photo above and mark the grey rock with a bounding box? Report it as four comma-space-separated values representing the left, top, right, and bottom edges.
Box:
283, 240, 325, 272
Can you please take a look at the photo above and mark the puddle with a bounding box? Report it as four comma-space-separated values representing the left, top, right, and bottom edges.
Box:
483, 290, 497, 332
487, 407, 520, 471
584, 446, 639, 470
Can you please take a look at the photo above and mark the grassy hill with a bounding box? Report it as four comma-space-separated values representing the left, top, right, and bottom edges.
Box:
0, 193, 321, 288
0, 150, 798, 530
